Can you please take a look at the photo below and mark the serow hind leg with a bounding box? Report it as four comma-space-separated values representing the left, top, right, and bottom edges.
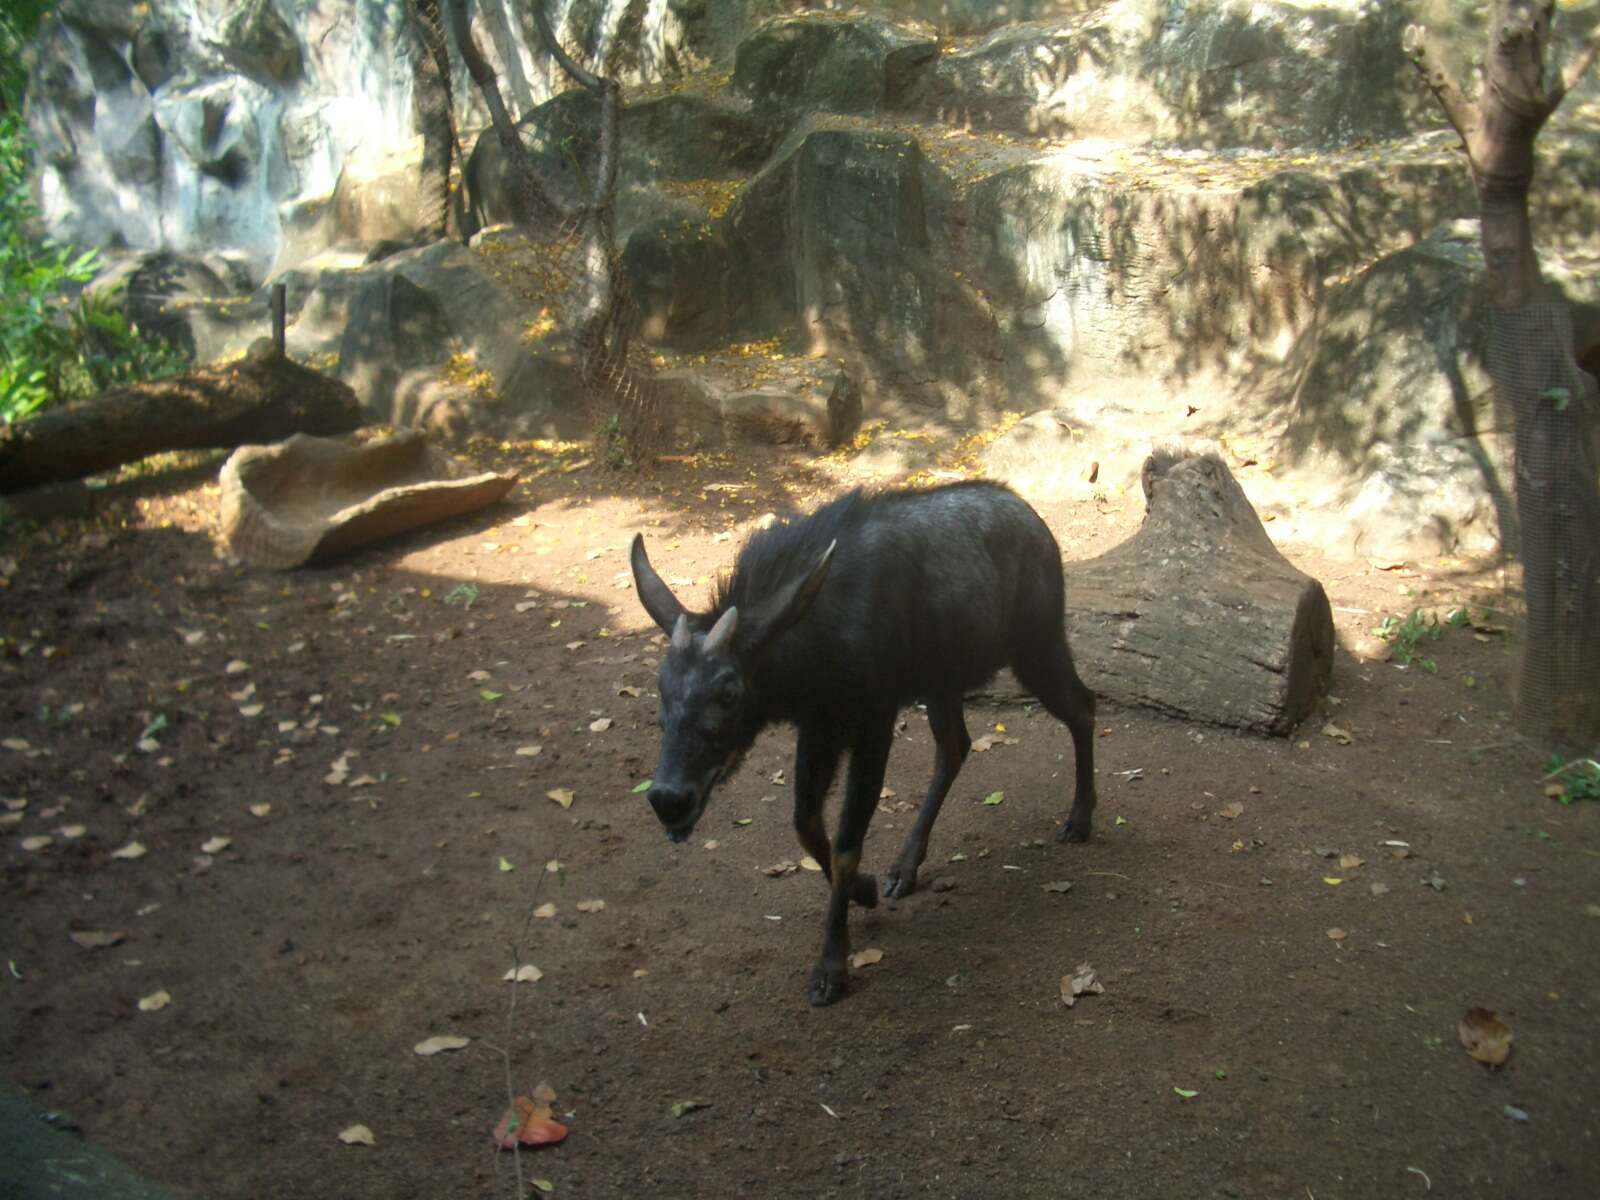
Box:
883, 693, 970, 899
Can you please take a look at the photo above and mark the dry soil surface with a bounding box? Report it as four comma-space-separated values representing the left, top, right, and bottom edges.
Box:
2, 437, 1596, 1200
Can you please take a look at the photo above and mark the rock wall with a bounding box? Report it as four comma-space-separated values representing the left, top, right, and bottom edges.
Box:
25, 0, 698, 281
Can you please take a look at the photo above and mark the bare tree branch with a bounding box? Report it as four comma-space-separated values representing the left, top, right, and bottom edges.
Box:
446, 0, 572, 225
531, 0, 603, 93
1552, 34, 1600, 106
1403, 23, 1478, 145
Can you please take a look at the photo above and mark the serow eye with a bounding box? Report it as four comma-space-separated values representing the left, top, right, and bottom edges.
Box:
717, 684, 738, 708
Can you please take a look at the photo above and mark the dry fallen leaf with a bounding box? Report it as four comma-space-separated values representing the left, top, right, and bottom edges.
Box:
589, 717, 613, 733
1217, 802, 1244, 820
515, 744, 543, 758
57, 824, 86, 840
1322, 723, 1354, 745
1326, 927, 1348, 941
201, 836, 232, 855
338, 1124, 376, 1146
761, 860, 799, 877
1459, 1008, 1513, 1066
110, 841, 148, 860
69, 930, 125, 949
1338, 854, 1365, 870
546, 787, 575, 809
414, 1035, 471, 1056
493, 1093, 568, 1149
138, 989, 172, 1012
799, 855, 822, 872
1059, 962, 1105, 1008
970, 734, 1019, 752
533, 902, 557, 919
1042, 880, 1074, 894
850, 947, 884, 968
503, 964, 544, 983
20, 835, 52, 852
249, 803, 272, 818
575, 899, 606, 914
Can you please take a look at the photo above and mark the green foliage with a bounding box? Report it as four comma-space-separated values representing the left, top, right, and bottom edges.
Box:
1, 6, 188, 425
1375, 608, 1445, 672
1543, 754, 1600, 804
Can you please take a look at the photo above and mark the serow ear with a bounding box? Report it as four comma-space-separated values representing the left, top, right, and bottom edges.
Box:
631, 533, 689, 634
741, 540, 835, 654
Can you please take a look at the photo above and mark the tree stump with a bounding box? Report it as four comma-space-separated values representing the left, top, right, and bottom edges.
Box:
0, 341, 362, 494
985, 449, 1333, 734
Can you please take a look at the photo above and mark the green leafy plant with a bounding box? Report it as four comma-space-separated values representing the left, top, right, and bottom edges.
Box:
1375, 608, 1445, 672
1, 10, 189, 424
1542, 754, 1600, 803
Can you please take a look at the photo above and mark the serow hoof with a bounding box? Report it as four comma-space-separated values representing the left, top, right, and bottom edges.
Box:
1055, 816, 1091, 844
808, 962, 847, 1007
882, 867, 917, 899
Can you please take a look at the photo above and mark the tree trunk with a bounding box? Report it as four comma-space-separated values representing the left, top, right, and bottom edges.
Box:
0, 342, 362, 494
408, 0, 456, 243
1406, 2, 1600, 745
985, 451, 1335, 735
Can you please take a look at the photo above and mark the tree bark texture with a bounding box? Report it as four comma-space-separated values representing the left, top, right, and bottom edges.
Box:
0, 342, 361, 494
408, 0, 456, 243
1406, 2, 1600, 744
985, 451, 1334, 735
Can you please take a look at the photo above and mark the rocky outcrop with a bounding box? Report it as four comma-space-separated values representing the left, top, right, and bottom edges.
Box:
25, 0, 699, 278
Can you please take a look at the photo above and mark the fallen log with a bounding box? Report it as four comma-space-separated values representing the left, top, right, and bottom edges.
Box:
987, 449, 1334, 735
0, 340, 362, 494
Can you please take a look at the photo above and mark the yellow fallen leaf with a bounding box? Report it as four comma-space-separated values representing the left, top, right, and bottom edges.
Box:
850, 947, 884, 968
534, 902, 557, 919
546, 787, 575, 809
20, 835, 52, 852
111, 841, 148, 860
338, 1124, 376, 1146
800, 855, 822, 871
201, 836, 232, 855
503, 965, 544, 983
138, 989, 172, 1012
1326, 927, 1348, 941
1323, 877, 1344, 886
1459, 1008, 1512, 1065
249, 803, 271, 818
576, 899, 606, 913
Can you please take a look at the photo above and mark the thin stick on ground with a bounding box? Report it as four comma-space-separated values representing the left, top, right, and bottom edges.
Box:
487, 840, 567, 1199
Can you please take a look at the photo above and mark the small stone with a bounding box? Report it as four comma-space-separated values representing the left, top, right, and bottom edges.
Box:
930, 877, 957, 894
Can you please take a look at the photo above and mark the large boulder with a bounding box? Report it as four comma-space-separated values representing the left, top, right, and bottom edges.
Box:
722, 127, 999, 414
331, 239, 562, 435
903, 0, 1454, 148
732, 14, 938, 115
462, 89, 781, 237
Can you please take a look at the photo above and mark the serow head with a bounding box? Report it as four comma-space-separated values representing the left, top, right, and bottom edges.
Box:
629, 532, 833, 843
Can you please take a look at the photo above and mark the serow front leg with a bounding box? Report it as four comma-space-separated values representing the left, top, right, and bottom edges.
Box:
807, 715, 892, 1006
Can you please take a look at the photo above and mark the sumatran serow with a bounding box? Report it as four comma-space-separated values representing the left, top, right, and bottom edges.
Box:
630, 482, 1097, 1006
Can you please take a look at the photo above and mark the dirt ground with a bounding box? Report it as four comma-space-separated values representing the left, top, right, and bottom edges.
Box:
1, 434, 1596, 1200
